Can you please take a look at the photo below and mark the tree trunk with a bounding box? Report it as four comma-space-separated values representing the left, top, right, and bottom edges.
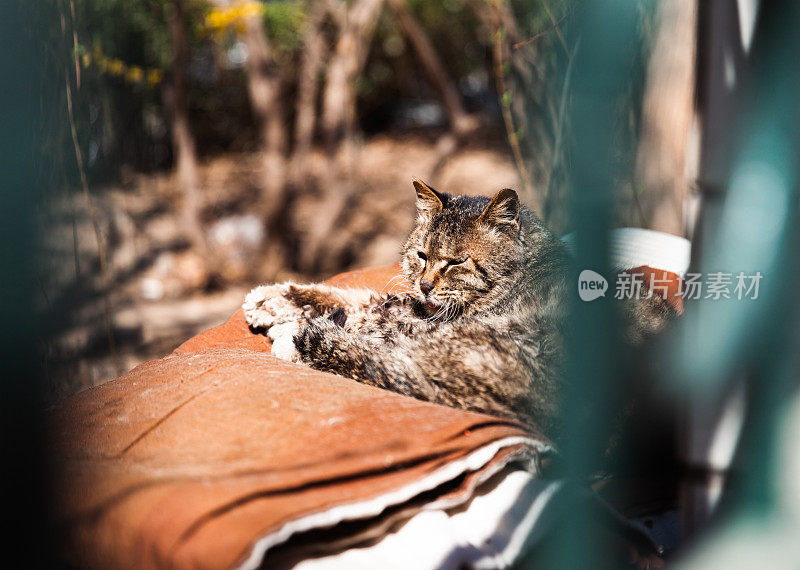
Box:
290, 2, 328, 180
634, 0, 698, 235
241, 10, 288, 218
387, 0, 476, 138
168, 0, 207, 258
320, 0, 384, 174
298, 0, 383, 272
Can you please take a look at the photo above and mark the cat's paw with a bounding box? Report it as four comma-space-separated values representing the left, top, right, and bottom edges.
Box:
243, 284, 303, 331
268, 321, 302, 363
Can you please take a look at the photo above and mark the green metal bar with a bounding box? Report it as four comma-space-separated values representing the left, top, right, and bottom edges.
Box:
668, 0, 800, 565
669, 0, 800, 507
543, 1, 645, 567
0, 1, 61, 566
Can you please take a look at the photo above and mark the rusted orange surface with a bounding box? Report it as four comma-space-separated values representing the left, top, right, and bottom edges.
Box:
50, 264, 679, 569
628, 265, 684, 314
50, 265, 535, 569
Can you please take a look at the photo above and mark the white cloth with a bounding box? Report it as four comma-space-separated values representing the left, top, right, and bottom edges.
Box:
562, 228, 691, 276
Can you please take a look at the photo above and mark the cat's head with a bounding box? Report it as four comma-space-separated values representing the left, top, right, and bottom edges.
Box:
401, 178, 523, 317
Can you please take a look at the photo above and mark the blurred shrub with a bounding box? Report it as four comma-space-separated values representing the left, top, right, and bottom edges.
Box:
49, 0, 578, 195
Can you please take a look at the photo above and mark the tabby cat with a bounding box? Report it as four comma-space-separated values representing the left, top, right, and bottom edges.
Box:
243, 179, 672, 434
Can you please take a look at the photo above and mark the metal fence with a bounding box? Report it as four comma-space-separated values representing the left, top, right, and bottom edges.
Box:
555, 0, 800, 567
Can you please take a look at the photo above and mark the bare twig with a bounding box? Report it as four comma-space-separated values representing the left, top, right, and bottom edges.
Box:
541, 0, 570, 58
60, 4, 121, 374
544, 40, 576, 224
490, 6, 533, 199
388, 0, 477, 138
69, 0, 81, 88
512, 6, 572, 50
389, 0, 478, 176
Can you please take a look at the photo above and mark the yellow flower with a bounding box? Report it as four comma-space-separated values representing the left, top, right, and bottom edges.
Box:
125, 66, 144, 83
204, 1, 263, 37
241, 2, 263, 19
108, 59, 125, 76
81, 53, 92, 68
146, 69, 163, 87
206, 11, 225, 30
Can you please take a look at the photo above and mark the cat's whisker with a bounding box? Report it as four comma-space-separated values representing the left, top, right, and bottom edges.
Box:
438, 302, 455, 322
380, 280, 403, 295
381, 275, 411, 295
384, 280, 414, 297
447, 303, 459, 322
383, 274, 406, 288
380, 284, 401, 297
378, 280, 414, 304
430, 295, 462, 323
388, 285, 413, 297
426, 303, 447, 323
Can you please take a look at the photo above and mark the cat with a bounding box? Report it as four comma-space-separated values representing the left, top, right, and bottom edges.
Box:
242, 178, 673, 435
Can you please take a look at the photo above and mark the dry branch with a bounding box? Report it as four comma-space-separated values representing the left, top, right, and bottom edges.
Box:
512, 4, 572, 51
387, 0, 477, 138
60, 0, 120, 374
168, 0, 208, 260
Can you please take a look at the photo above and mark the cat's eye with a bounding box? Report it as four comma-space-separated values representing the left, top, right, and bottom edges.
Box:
417, 251, 427, 261
445, 258, 468, 268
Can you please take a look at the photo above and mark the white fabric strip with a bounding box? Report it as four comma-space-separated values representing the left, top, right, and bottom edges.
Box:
562, 228, 691, 276
294, 475, 565, 570
236, 436, 552, 570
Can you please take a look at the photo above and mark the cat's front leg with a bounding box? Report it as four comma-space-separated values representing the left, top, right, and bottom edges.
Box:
289, 316, 431, 399
292, 317, 380, 383
243, 283, 378, 331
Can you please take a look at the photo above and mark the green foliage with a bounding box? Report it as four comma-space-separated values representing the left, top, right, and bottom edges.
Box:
262, 1, 306, 57
52, 0, 258, 181
60, 0, 184, 180
76, 0, 176, 71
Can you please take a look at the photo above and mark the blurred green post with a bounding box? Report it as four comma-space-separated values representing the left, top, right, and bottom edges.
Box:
0, 1, 60, 566
548, 0, 643, 568
670, 0, 800, 564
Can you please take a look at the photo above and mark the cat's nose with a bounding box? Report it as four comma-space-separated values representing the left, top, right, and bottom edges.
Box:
420, 279, 434, 294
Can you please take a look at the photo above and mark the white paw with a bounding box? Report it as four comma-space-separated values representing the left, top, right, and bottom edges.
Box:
268, 321, 302, 363
242, 284, 299, 330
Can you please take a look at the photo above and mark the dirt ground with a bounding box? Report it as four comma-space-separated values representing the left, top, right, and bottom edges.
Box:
39, 135, 523, 402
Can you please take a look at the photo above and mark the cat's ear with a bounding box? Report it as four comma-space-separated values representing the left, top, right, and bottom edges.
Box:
479, 188, 519, 227
412, 177, 445, 215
